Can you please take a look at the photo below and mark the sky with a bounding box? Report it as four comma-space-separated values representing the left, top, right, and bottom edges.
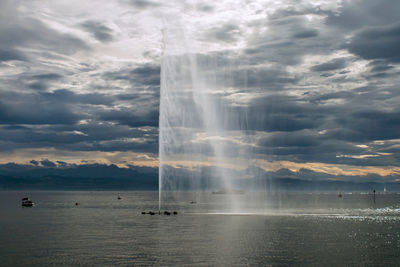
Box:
0, 0, 400, 183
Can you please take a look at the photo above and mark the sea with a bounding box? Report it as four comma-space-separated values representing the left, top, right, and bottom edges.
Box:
1, 191, 400, 266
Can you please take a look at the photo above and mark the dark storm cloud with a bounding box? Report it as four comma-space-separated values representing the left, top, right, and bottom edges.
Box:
366, 60, 395, 74
32, 73, 63, 80
369, 65, 394, 73
0, 0, 399, 180
310, 58, 348, 72
98, 108, 159, 127
222, 0, 399, 168
28, 82, 48, 91
292, 29, 319, 39
91, 137, 158, 153
236, 84, 400, 167
347, 23, 400, 62
42, 89, 114, 106
0, 0, 89, 66
234, 66, 300, 90
202, 94, 325, 132
331, 109, 400, 142
0, 18, 89, 56
326, 0, 400, 31
26, 73, 63, 91
304, 84, 400, 147
308, 90, 355, 104
258, 131, 320, 148
0, 120, 159, 153
130, 64, 160, 85
0, 93, 80, 125
80, 20, 114, 42
0, 89, 116, 125
0, 49, 25, 62
104, 64, 160, 87
242, 4, 349, 67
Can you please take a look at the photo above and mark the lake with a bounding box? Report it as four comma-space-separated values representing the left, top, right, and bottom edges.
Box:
1, 191, 399, 266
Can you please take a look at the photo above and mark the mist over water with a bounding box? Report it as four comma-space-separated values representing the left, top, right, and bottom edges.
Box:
159, 16, 259, 212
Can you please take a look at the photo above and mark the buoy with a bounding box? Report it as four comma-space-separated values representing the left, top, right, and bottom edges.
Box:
373, 189, 376, 204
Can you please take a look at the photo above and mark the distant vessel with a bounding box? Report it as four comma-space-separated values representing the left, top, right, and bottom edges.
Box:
384, 186, 387, 194
22, 197, 34, 207
212, 189, 245, 195
338, 190, 342, 198
117, 195, 122, 200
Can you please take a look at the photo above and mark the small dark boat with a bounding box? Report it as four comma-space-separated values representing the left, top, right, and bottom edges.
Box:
117, 195, 122, 200
212, 189, 245, 195
22, 197, 34, 207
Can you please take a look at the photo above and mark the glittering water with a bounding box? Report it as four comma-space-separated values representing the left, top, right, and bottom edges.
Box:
1, 191, 400, 266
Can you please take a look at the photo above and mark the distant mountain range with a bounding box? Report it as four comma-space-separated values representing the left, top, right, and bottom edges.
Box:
0, 162, 158, 190
0, 161, 399, 192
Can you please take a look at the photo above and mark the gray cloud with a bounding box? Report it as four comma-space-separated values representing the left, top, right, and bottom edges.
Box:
0, 18, 89, 56
326, 0, 400, 31
347, 23, 400, 62
104, 64, 160, 87
98, 108, 158, 127
258, 131, 320, 148
292, 29, 319, 39
28, 82, 48, 91
81, 20, 114, 42
0, 94, 80, 125
32, 73, 63, 80
0, 89, 117, 125
128, 0, 160, 9
0, 0, 399, 179
0, 49, 26, 62
196, 3, 214, 13
310, 58, 348, 72
204, 23, 240, 43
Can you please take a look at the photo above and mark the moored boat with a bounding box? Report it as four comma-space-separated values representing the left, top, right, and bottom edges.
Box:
22, 197, 34, 207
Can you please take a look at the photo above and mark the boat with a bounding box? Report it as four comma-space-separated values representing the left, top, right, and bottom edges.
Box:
384, 186, 387, 194
22, 197, 34, 207
212, 189, 245, 195
117, 195, 122, 200
338, 190, 342, 198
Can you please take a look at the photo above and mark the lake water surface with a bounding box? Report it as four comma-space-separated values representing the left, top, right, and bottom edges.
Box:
1, 191, 399, 266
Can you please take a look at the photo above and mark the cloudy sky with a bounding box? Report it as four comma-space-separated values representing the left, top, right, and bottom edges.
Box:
1, 0, 400, 182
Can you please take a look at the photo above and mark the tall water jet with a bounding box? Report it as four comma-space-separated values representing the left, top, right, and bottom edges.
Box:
159, 14, 261, 213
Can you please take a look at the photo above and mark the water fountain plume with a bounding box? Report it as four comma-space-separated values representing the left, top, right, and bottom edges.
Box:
159, 16, 257, 213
